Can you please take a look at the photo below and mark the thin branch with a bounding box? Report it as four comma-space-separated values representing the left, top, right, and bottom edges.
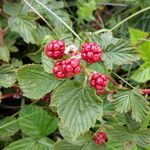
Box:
0, 29, 4, 47
0, 93, 15, 100
141, 89, 150, 95
106, 75, 119, 86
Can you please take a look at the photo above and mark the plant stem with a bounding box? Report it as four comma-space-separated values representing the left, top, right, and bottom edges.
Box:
96, 90, 116, 95
141, 89, 150, 95
0, 93, 15, 100
106, 75, 119, 86
0, 29, 4, 46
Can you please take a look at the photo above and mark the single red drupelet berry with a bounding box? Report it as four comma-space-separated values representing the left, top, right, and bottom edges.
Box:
81, 42, 103, 63
90, 72, 107, 90
93, 132, 108, 145
53, 58, 81, 78
45, 40, 65, 60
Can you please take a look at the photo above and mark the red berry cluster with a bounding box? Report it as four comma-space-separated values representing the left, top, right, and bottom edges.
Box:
45, 40, 65, 60
90, 72, 108, 90
45, 40, 81, 78
53, 58, 81, 78
81, 42, 103, 63
93, 132, 108, 145
45, 40, 108, 89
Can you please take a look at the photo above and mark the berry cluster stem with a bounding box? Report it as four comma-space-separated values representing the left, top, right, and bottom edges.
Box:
0, 29, 4, 46
141, 89, 150, 95
0, 93, 16, 100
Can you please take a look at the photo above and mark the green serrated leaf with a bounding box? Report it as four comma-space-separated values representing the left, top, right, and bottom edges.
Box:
54, 24, 73, 44
22, 0, 49, 14
18, 105, 57, 137
0, 47, 10, 62
8, 16, 37, 44
103, 40, 139, 69
46, 10, 73, 44
0, 64, 16, 88
18, 64, 62, 99
91, 33, 139, 70
4, 137, 54, 150
0, 117, 19, 141
51, 80, 103, 139
113, 90, 149, 122
36, 25, 53, 44
41, 52, 54, 74
3, 1, 23, 16
131, 62, 150, 83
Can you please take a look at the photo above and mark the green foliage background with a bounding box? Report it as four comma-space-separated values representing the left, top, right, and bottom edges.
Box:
0, 0, 150, 150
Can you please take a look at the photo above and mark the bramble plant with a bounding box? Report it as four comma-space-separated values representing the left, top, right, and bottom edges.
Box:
0, 0, 150, 150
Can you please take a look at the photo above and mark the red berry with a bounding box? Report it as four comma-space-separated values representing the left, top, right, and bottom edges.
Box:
93, 132, 108, 145
81, 42, 103, 63
90, 73, 107, 90
45, 40, 65, 60
53, 58, 81, 78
